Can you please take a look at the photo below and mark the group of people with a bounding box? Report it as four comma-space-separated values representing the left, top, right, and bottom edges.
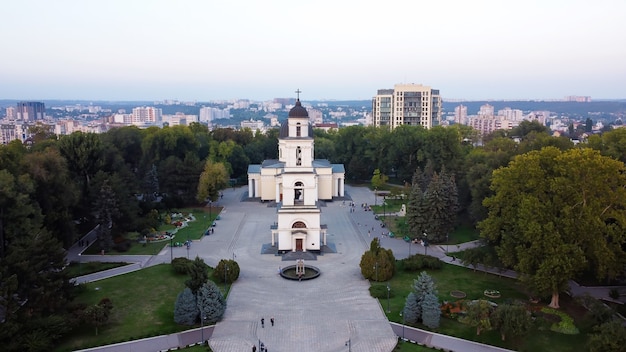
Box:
253, 317, 275, 351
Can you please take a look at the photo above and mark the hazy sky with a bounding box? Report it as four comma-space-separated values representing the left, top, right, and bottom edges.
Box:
2, 0, 625, 101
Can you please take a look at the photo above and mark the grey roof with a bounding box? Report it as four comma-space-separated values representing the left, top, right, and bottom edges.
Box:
261, 159, 284, 168
332, 164, 345, 173
247, 164, 261, 174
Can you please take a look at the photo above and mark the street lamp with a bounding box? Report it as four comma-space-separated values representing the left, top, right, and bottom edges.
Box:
374, 262, 378, 282
232, 252, 236, 261
200, 314, 206, 345
170, 236, 173, 262
224, 266, 229, 294
401, 309, 405, 340
374, 188, 377, 206
423, 232, 428, 255
386, 283, 391, 313
383, 197, 386, 228
345, 338, 351, 352
209, 199, 212, 229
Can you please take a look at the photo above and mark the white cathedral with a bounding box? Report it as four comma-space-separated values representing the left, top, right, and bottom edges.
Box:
247, 97, 345, 253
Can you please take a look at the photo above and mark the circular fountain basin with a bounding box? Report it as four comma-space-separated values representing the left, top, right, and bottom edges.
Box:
279, 264, 321, 280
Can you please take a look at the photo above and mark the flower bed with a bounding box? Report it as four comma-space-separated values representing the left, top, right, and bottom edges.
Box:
450, 290, 466, 298
483, 289, 501, 298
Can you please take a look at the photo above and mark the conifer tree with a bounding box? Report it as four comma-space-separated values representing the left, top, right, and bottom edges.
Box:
421, 292, 441, 329
174, 287, 198, 326
197, 281, 226, 325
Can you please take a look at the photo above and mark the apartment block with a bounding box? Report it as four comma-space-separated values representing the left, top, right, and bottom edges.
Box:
372, 83, 441, 129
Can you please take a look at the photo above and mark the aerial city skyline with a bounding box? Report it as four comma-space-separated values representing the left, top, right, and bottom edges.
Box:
2, 0, 625, 101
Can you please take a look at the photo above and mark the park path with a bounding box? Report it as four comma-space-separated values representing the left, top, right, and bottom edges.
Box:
69, 185, 625, 352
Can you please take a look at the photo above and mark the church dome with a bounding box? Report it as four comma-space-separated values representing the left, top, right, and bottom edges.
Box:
288, 99, 308, 118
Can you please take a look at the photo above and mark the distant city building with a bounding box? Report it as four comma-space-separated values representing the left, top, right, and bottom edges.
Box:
308, 108, 323, 125
565, 95, 591, 102
469, 116, 513, 135
132, 106, 162, 125
5, 106, 17, 119
163, 113, 198, 126
240, 119, 264, 131
17, 101, 46, 121
497, 107, 524, 121
314, 123, 338, 132
372, 83, 442, 129
199, 106, 230, 129
478, 104, 494, 116
454, 105, 468, 124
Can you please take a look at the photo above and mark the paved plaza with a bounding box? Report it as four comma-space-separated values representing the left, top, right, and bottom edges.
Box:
204, 185, 397, 352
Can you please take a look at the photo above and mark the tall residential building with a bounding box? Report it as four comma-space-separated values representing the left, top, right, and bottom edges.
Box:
454, 105, 468, 125
372, 83, 441, 129
17, 101, 46, 121
131, 107, 162, 125
478, 104, 494, 116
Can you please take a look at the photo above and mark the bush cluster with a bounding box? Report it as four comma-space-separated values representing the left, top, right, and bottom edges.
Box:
369, 284, 394, 299
401, 254, 442, 271
172, 257, 193, 274
541, 307, 580, 335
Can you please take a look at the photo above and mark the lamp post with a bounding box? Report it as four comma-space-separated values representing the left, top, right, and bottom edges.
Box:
423, 232, 428, 255
200, 314, 206, 345
383, 197, 386, 228
446, 233, 449, 253
374, 188, 377, 206
409, 237, 412, 257
374, 262, 378, 282
224, 266, 229, 294
170, 236, 173, 262
232, 252, 236, 261
386, 283, 391, 313
209, 199, 212, 229
345, 338, 351, 352
401, 309, 405, 340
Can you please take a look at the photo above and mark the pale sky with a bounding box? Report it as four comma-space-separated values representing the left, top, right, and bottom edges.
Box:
1, 0, 625, 101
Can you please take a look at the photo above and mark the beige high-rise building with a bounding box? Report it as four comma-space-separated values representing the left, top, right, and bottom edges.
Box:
372, 83, 441, 129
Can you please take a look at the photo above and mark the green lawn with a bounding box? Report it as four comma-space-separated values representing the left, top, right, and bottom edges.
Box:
55, 264, 223, 352
64, 261, 129, 278
82, 207, 221, 256
376, 262, 593, 351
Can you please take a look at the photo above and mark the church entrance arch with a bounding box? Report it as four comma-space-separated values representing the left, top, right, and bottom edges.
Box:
292, 221, 307, 252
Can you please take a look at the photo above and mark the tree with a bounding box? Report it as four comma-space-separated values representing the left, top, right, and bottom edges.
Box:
464, 300, 493, 335
479, 147, 626, 308
83, 300, 112, 336
371, 169, 388, 190
587, 320, 626, 352
412, 271, 438, 321
407, 169, 428, 240
403, 292, 420, 324
185, 257, 210, 294
58, 132, 104, 188
196, 159, 229, 203
359, 238, 395, 282
421, 292, 441, 329
214, 259, 240, 284
142, 163, 160, 202
197, 281, 226, 325
491, 304, 532, 341
93, 179, 119, 252
174, 287, 198, 326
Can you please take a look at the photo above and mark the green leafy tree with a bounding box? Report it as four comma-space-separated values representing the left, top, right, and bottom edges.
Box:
58, 131, 104, 188
197, 281, 226, 325
185, 257, 209, 294
587, 320, 626, 352
142, 163, 160, 202
464, 300, 493, 335
214, 259, 240, 284
359, 238, 395, 282
196, 159, 229, 203
83, 304, 110, 336
479, 147, 626, 308
421, 292, 441, 329
491, 304, 532, 341
371, 169, 388, 190
174, 287, 199, 326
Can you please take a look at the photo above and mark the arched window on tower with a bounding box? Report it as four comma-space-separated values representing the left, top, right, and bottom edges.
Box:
296, 123, 301, 137
294, 181, 304, 204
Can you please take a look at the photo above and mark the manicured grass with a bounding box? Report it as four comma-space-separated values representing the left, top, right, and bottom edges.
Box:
394, 340, 438, 351
64, 261, 129, 278
55, 263, 221, 352
376, 262, 592, 351
82, 207, 221, 256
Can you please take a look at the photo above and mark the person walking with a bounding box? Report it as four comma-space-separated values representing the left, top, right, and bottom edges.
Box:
261, 317, 265, 328
270, 316, 274, 326
252, 344, 256, 352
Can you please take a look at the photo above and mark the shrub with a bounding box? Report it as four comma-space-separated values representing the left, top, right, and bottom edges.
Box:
369, 284, 393, 299
609, 288, 620, 300
172, 257, 192, 274
174, 287, 198, 326
541, 307, 579, 335
402, 254, 442, 271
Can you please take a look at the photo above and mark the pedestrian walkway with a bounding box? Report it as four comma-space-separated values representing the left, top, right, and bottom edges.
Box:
69, 185, 624, 352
